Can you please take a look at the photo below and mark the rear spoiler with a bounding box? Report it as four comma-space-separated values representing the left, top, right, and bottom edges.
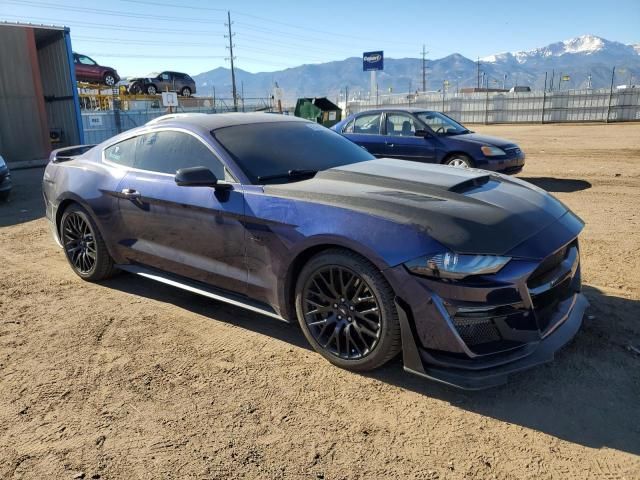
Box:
50, 144, 97, 163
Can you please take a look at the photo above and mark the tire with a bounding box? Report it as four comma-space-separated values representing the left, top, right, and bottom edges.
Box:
103, 72, 117, 87
146, 84, 157, 95
445, 154, 473, 168
295, 248, 401, 372
180, 87, 191, 97
59, 204, 117, 282
129, 83, 142, 94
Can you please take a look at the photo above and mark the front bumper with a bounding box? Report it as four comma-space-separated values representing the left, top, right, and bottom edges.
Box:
398, 293, 587, 390
0, 171, 12, 194
389, 229, 586, 389
478, 147, 525, 174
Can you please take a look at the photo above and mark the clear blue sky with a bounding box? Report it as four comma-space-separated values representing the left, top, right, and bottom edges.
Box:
2, 0, 639, 77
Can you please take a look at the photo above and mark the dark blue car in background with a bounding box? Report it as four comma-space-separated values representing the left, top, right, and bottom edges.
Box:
43, 113, 586, 389
333, 108, 526, 174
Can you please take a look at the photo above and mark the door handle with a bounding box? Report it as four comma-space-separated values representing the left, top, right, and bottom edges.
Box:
385, 142, 395, 147
121, 188, 141, 199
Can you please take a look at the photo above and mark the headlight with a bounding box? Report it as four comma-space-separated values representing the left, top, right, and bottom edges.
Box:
405, 252, 511, 279
481, 145, 506, 157
0, 155, 5, 168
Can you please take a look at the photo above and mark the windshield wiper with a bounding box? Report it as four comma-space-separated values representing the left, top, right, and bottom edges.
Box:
257, 169, 318, 182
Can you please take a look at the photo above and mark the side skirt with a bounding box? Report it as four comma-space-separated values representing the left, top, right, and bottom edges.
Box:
116, 264, 287, 322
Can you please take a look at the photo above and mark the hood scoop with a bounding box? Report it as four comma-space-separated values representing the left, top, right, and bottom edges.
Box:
448, 174, 493, 193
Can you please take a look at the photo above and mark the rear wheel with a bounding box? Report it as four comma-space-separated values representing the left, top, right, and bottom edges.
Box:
295, 249, 401, 371
129, 83, 142, 94
445, 154, 473, 168
60, 204, 117, 281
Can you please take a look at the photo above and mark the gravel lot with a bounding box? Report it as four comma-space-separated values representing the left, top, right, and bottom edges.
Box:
1, 123, 639, 479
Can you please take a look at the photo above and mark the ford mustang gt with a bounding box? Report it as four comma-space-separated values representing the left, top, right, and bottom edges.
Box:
43, 113, 587, 389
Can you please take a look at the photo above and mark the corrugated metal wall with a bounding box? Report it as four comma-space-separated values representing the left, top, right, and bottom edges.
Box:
0, 25, 51, 163
0, 23, 81, 164
37, 29, 81, 148
348, 89, 640, 124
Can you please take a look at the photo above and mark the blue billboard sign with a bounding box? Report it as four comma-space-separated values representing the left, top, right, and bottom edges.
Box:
363, 51, 383, 71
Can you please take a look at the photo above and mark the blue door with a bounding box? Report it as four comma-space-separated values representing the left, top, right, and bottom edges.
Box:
382, 112, 437, 163
342, 112, 386, 156
112, 130, 248, 295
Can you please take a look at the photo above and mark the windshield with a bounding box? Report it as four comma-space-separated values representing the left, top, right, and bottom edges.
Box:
415, 111, 469, 135
212, 121, 374, 184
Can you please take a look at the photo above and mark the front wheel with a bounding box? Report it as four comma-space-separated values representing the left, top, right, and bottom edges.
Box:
295, 249, 401, 371
180, 87, 191, 97
445, 154, 473, 168
60, 204, 117, 281
146, 84, 157, 95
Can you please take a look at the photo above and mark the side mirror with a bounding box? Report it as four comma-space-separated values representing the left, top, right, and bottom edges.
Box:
415, 129, 431, 138
175, 166, 231, 190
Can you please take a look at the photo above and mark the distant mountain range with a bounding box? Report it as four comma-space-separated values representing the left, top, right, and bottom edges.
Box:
193, 35, 640, 101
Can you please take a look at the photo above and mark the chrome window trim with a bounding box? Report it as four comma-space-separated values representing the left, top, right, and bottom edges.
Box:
101, 126, 240, 185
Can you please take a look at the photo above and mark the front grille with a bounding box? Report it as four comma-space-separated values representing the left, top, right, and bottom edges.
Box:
504, 146, 522, 156
453, 316, 501, 345
527, 240, 579, 332
452, 305, 535, 354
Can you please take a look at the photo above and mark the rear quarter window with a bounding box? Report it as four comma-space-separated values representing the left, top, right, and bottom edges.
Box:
104, 137, 137, 167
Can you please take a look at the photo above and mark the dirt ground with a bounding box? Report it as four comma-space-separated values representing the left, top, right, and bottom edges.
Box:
1, 123, 639, 480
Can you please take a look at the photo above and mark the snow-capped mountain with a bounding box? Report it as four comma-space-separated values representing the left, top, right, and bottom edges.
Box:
481, 34, 639, 64
194, 34, 640, 99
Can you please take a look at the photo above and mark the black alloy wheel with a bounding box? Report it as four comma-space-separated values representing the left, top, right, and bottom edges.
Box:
295, 249, 401, 371
59, 204, 117, 281
62, 212, 97, 275
302, 265, 382, 360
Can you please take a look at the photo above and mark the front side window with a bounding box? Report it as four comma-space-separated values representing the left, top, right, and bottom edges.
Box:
134, 131, 226, 179
77, 55, 97, 66
159, 73, 170, 81
213, 121, 374, 184
416, 111, 468, 135
352, 113, 381, 135
104, 137, 137, 167
342, 119, 355, 133
386, 113, 417, 136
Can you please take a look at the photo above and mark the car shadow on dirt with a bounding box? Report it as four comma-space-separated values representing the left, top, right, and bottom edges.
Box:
103, 273, 640, 455
0, 167, 45, 227
372, 284, 640, 455
519, 177, 592, 193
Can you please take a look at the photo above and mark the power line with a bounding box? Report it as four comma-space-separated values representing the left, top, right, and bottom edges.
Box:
1, 14, 222, 35
5, 0, 221, 24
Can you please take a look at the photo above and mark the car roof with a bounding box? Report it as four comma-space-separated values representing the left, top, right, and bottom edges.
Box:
147, 112, 308, 130
353, 107, 433, 114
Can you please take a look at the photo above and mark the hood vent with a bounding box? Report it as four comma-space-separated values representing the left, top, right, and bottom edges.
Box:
448, 174, 492, 193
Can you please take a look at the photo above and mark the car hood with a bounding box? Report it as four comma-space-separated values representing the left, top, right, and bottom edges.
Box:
449, 132, 516, 148
264, 158, 579, 256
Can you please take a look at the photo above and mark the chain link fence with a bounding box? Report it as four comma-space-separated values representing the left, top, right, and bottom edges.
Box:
81, 95, 274, 144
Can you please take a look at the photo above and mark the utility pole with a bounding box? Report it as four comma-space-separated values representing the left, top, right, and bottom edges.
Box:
225, 10, 238, 112
606, 66, 616, 123
421, 44, 428, 92
476, 57, 481, 89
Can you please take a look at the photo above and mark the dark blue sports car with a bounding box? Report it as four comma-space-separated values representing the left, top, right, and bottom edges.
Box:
43, 113, 586, 389
333, 108, 526, 174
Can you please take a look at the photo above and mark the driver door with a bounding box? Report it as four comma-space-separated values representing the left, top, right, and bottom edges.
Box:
382, 112, 436, 163
110, 130, 248, 295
